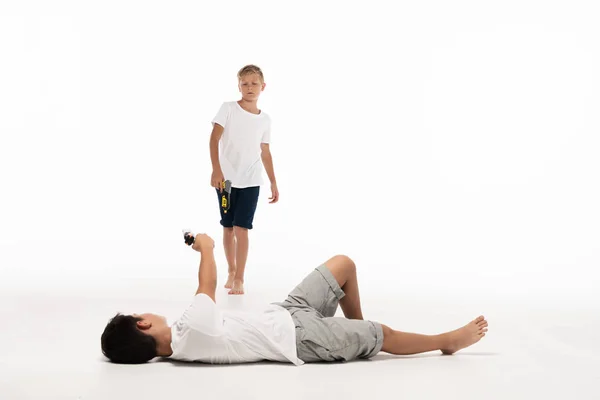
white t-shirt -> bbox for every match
[211,101,272,189]
[169,293,304,366]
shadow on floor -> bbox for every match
[143,351,500,367]
[370,351,500,361]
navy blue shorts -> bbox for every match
[216,186,260,229]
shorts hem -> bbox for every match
[366,321,384,358]
[233,223,253,230]
[315,264,346,301]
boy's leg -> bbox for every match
[276,263,345,318]
[230,226,248,294]
[229,186,260,295]
[276,254,364,318]
[223,227,236,288]
[275,255,362,323]
[322,255,364,320]
[296,315,489,363]
[380,316,489,355]
[216,188,236,288]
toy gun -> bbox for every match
[182,229,195,246]
[220,180,232,214]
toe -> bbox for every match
[228,287,244,295]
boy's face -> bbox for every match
[238,73,265,101]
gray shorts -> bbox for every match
[274,264,384,363]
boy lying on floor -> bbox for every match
[101,233,488,365]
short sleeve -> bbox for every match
[211,102,230,128]
[178,293,224,336]
[261,118,271,144]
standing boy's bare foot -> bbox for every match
[228,279,244,295]
[224,274,236,289]
[441,316,489,355]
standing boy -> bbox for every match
[209,65,278,295]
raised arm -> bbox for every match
[191,234,217,302]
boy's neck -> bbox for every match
[237,99,260,114]
[155,326,174,357]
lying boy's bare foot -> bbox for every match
[441,316,488,355]
[224,274,236,289]
[228,279,244,295]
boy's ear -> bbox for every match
[136,320,152,330]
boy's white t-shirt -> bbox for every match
[212,101,271,189]
[169,293,304,366]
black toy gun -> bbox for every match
[182,229,195,246]
[220,180,232,214]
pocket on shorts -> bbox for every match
[295,314,341,362]
[297,329,335,362]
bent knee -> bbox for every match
[329,254,356,272]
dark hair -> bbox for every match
[101,313,158,364]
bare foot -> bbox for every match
[228,279,244,295]
[224,274,236,289]
[441,316,488,355]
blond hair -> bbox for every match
[237,64,264,82]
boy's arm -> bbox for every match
[191,234,217,302]
[261,143,279,203]
[210,124,225,188]
[260,143,276,184]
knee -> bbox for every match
[233,226,248,238]
[332,254,356,273]
[223,227,235,239]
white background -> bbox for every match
[1,0,598,302]
[1,1,599,398]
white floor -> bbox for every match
[1,286,599,400]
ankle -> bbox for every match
[437,333,452,350]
